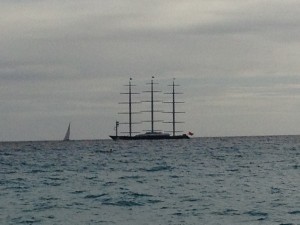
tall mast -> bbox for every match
[129,78,132,135]
[119,78,140,136]
[150,78,154,132]
[143,76,162,133]
[172,79,176,136]
[164,78,185,136]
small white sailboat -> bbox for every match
[63,123,71,141]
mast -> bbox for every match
[129,78,132,135]
[142,76,162,133]
[119,78,140,136]
[172,80,175,136]
[115,121,119,137]
[164,78,185,136]
[151,78,154,132]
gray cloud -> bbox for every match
[1,0,300,141]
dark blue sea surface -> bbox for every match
[0,136,299,224]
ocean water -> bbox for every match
[0,136,299,225]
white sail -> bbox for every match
[63,123,70,141]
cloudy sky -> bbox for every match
[1,0,300,141]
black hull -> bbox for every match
[109,134,189,140]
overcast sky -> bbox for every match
[1,0,300,141]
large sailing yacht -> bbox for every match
[109,77,190,140]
